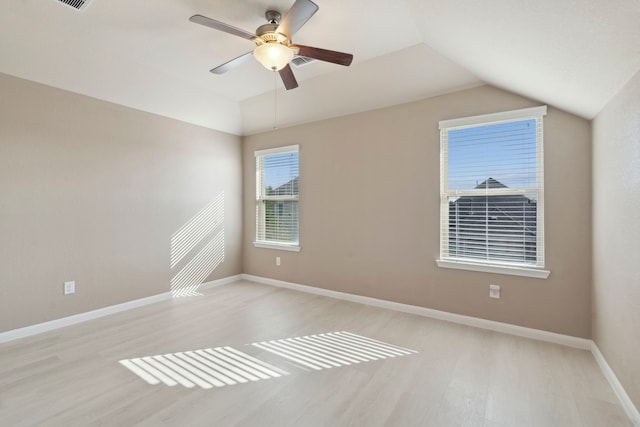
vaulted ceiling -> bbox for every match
[1,0,639,135]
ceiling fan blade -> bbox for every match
[276,0,319,39]
[190,14,256,41]
[210,51,254,74]
[294,45,353,66]
[279,64,299,90]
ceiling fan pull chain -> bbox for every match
[273,71,278,130]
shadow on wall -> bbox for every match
[170,192,225,298]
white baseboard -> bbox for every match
[241,274,591,350]
[0,274,240,344]
[0,292,171,344]
[200,274,242,291]
[591,342,640,426]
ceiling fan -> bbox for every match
[189,0,353,90]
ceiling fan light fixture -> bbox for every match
[254,42,294,71]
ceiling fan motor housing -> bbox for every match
[256,24,290,46]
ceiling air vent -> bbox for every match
[55,0,93,11]
[291,56,315,67]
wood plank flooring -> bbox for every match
[0,280,632,426]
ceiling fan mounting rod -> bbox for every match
[265,10,281,24]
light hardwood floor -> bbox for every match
[0,280,631,426]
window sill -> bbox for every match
[436,259,550,279]
[254,242,301,252]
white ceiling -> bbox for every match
[1,0,639,135]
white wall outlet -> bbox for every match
[276,257,281,266]
[489,284,500,299]
[64,280,76,295]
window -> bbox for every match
[254,145,300,251]
[437,106,549,278]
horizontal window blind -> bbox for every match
[255,145,299,246]
[439,107,546,268]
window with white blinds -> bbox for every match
[438,106,548,277]
[255,145,300,251]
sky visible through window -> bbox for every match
[264,151,299,189]
[447,119,537,191]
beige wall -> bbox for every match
[243,85,592,338]
[592,70,640,409]
[0,73,243,333]
[0,75,595,341]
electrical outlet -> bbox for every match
[489,284,500,299]
[64,280,76,295]
[276,257,281,266]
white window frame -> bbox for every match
[254,144,300,252]
[436,106,550,279]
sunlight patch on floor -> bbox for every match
[119,346,287,389]
[252,331,418,371]
[120,332,416,390]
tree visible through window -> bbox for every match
[439,107,546,269]
[255,145,299,249]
